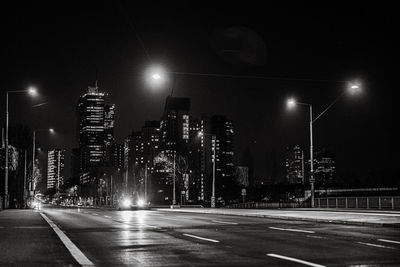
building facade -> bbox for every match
[47,149,65,191]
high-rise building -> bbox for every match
[285,145,305,184]
[77,83,115,173]
[47,149,65,191]
[314,150,336,185]
[200,114,235,202]
[160,96,191,158]
[77,83,106,170]
[142,120,161,172]
[124,131,143,192]
[111,143,124,170]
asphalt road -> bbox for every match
[32,206,400,267]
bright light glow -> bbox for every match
[28,86,38,97]
[122,198,132,208]
[152,73,161,80]
[145,65,168,88]
[136,199,145,207]
[286,98,297,109]
[49,128,55,133]
[348,81,362,95]
[197,131,203,137]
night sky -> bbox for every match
[1,1,399,184]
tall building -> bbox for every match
[314,150,336,185]
[111,143,124,170]
[47,149,65,191]
[104,104,115,164]
[160,96,191,158]
[77,83,106,170]
[124,131,143,192]
[77,82,115,173]
[142,120,161,172]
[285,145,305,184]
[200,114,235,203]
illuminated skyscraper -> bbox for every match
[47,149,65,191]
[77,83,115,173]
[285,145,305,184]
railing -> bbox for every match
[315,196,400,209]
[226,202,306,209]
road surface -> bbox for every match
[2,206,400,266]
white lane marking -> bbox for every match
[378,239,400,245]
[14,226,48,229]
[92,213,98,216]
[212,220,238,225]
[183,233,220,243]
[267,253,325,267]
[104,215,111,218]
[269,226,315,234]
[40,212,94,266]
[357,242,395,250]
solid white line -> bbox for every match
[183,233,220,243]
[378,239,400,245]
[357,241,395,249]
[14,226,48,229]
[269,226,315,234]
[40,213,94,266]
[267,253,325,267]
[212,220,238,225]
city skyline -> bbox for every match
[1,2,399,185]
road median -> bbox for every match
[155,208,400,228]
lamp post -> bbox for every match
[3,87,37,209]
[286,81,362,207]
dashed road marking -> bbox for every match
[104,215,111,218]
[269,226,315,234]
[40,212,94,266]
[92,213,98,216]
[267,253,325,267]
[212,220,238,225]
[357,241,395,250]
[378,239,400,245]
[183,233,220,243]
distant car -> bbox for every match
[117,197,150,210]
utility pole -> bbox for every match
[173,152,176,205]
[144,163,147,202]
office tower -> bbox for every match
[285,145,305,184]
[47,149,65,191]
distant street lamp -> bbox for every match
[3,86,38,209]
[198,131,217,208]
[286,81,362,208]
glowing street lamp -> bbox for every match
[286,80,362,208]
[3,86,38,209]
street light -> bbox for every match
[3,87,38,209]
[286,81,362,208]
[198,131,217,208]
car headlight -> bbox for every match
[136,199,145,207]
[122,198,132,208]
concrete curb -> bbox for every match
[155,209,400,228]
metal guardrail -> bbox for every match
[315,196,400,209]
[226,202,305,209]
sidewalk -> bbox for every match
[0,209,77,266]
[156,208,400,228]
